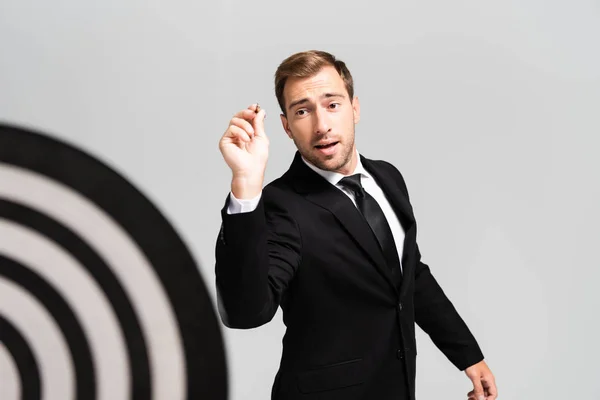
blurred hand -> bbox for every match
[465,360,497,400]
[218,103,269,199]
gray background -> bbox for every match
[1,0,599,398]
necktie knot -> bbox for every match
[339,174,365,198]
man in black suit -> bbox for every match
[215,50,497,400]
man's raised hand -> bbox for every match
[219,104,269,199]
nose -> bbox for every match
[313,106,331,135]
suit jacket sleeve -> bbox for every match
[215,187,301,329]
[413,246,484,370]
[390,162,485,370]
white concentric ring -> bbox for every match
[0,219,129,400]
[0,278,74,400]
[0,342,21,400]
[0,162,185,400]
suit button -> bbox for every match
[398,302,403,312]
[397,349,404,359]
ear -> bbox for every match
[280,113,293,139]
[352,96,361,124]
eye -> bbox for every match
[329,103,341,109]
[295,109,308,116]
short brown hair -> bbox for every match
[274,50,354,116]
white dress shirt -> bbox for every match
[226,149,405,271]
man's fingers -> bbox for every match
[470,376,485,400]
[482,375,498,399]
[233,104,262,119]
[226,125,251,143]
[230,117,255,137]
[252,108,267,138]
[231,104,267,138]
[234,108,255,119]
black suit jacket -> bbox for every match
[215,151,484,400]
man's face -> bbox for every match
[280,65,360,175]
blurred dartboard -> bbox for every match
[0,123,227,400]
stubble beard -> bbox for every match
[295,132,355,173]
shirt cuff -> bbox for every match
[226,191,262,214]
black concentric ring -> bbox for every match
[0,123,227,399]
[0,254,96,399]
[0,315,42,400]
[0,198,151,399]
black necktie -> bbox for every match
[339,174,402,277]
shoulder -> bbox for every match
[260,174,300,214]
[370,158,401,174]
[364,156,411,197]
[263,175,293,199]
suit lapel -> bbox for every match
[360,155,415,231]
[360,155,417,297]
[288,152,398,294]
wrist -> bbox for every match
[231,175,263,199]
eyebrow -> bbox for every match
[287,92,346,111]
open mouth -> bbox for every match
[314,142,339,149]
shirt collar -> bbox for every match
[301,148,372,186]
